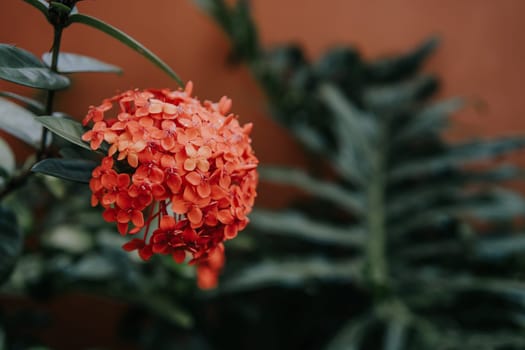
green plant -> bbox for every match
[197,1,525,349]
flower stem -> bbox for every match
[0,26,64,200]
[38,26,63,160]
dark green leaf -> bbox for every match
[318,83,376,183]
[475,234,525,260]
[0,206,22,285]
[49,1,72,15]
[68,14,184,86]
[0,138,15,178]
[37,116,90,150]
[22,0,49,17]
[0,91,45,114]
[366,37,439,82]
[324,315,375,350]
[221,257,362,292]
[69,253,117,280]
[31,158,96,183]
[260,166,365,215]
[363,75,437,111]
[388,166,525,217]
[0,97,45,147]
[389,137,525,183]
[193,0,231,33]
[250,209,365,247]
[391,189,525,236]
[42,52,122,74]
[393,98,463,145]
[0,44,70,90]
[384,317,408,350]
[141,295,194,328]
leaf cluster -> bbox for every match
[196,1,525,349]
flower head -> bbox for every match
[83,82,258,288]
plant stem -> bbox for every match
[366,126,389,294]
[38,26,63,160]
[0,26,64,201]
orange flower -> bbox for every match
[83,82,258,289]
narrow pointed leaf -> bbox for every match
[0,91,45,114]
[363,75,437,110]
[475,234,525,260]
[394,98,463,145]
[0,206,22,285]
[250,209,365,247]
[193,0,231,31]
[31,158,96,183]
[0,44,69,90]
[318,83,376,182]
[366,37,439,82]
[391,189,525,236]
[42,52,122,74]
[324,315,375,350]
[260,166,365,215]
[384,318,408,350]
[0,138,15,178]
[22,0,49,17]
[389,137,525,183]
[68,14,183,86]
[221,257,362,292]
[0,97,45,147]
[319,83,376,150]
[388,166,525,218]
[37,116,90,150]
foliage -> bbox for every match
[196,1,525,349]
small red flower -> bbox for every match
[83,82,258,289]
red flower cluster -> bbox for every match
[82,82,258,289]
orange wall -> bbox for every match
[1,0,525,204]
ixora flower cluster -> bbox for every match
[82,82,258,289]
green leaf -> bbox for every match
[366,37,439,82]
[388,166,525,218]
[389,137,525,183]
[260,166,365,215]
[0,206,23,285]
[0,138,15,179]
[69,253,117,280]
[42,52,122,74]
[193,0,231,32]
[250,209,365,247]
[384,318,408,350]
[0,44,70,90]
[31,158,96,183]
[42,225,94,254]
[363,75,437,111]
[68,14,184,86]
[393,98,463,145]
[141,294,194,328]
[22,0,49,18]
[37,116,91,150]
[318,83,377,183]
[0,97,45,147]
[391,189,525,236]
[475,234,525,260]
[0,91,45,114]
[324,315,375,350]
[221,257,362,292]
[49,1,72,15]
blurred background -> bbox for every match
[0,0,525,349]
[2,0,525,178]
